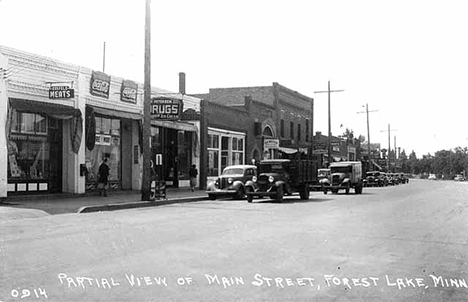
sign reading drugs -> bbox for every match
[150,98,182,120]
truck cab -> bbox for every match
[322,161,363,194]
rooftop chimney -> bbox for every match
[179,72,186,95]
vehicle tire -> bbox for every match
[331,189,338,194]
[275,185,284,202]
[299,185,309,200]
[355,184,362,194]
[247,194,253,203]
[208,194,216,200]
[233,187,245,200]
[345,184,350,194]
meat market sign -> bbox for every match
[49,86,74,99]
[150,98,182,120]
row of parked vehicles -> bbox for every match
[362,171,409,187]
[206,156,366,202]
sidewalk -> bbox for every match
[0,187,208,217]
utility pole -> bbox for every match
[102,41,106,73]
[314,81,344,167]
[141,0,152,201]
[381,124,397,172]
[357,103,378,172]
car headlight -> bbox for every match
[268,176,274,183]
[228,177,233,184]
[252,176,257,182]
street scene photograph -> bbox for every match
[1,0,468,301]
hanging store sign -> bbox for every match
[263,139,279,150]
[150,98,183,120]
[121,80,138,103]
[49,86,74,99]
[90,71,110,99]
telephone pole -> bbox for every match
[357,104,378,172]
[314,81,344,166]
[141,0,152,201]
[381,124,397,172]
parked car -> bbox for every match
[206,165,257,200]
[310,168,331,191]
[428,174,437,180]
[454,174,465,181]
[364,171,384,187]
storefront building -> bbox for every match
[195,82,314,188]
[0,46,201,197]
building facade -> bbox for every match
[0,46,201,198]
[195,82,314,188]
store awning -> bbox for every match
[91,105,142,120]
[10,98,81,117]
[151,120,197,132]
[278,147,298,154]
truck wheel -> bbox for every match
[275,186,284,202]
[331,189,338,194]
[247,194,253,203]
[208,194,216,200]
[299,185,309,200]
[345,184,350,194]
[233,187,245,200]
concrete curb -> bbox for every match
[77,196,208,213]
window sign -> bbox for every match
[90,71,111,99]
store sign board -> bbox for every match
[90,71,110,98]
[49,86,74,99]
[263,139,279,150]
[150,98,182,120]
[121,80,138,103]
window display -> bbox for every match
[85,116,121,190]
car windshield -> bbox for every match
[366,172,379,177]
[318,170,330,177]
[331,166,352,173]
[258,163,284,174]
[222,168,244,175]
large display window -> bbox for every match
[207,129,245,177]
[85,116,121,190]
[7,112,62,193]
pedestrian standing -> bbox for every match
[98,158,110,196]
[189,164,198,192]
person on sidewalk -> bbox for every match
[189,164,198,192]
[97,158,110,197]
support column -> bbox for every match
[0,55,8,198]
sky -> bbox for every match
[1,0,467,158]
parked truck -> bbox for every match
[245,158,318,202]
[322,161,363,194]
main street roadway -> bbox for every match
[1,179,467,301]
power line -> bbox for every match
[357,103,378,171]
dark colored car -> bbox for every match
[206,165,257,200]
[364,171,383,187]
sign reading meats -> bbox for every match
[90,71,110,98]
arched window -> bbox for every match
[262,126,273,137]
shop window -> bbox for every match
[297,124,301,142]
[85,117,121,190]
[221,136,229,172]
[7,112,52,181]
[305,119,309,142]
[290,122,294,139]
[280,119,285,138]
[208,150,219,176]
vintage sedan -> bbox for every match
[206,165,257,200]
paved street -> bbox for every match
[1,179,467,301]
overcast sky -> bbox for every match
[1,0,467,157]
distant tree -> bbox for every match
[398,149,408,173]
[408,150,418,174]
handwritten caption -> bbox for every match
[56,273,468,291]
[4,273,466,300]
